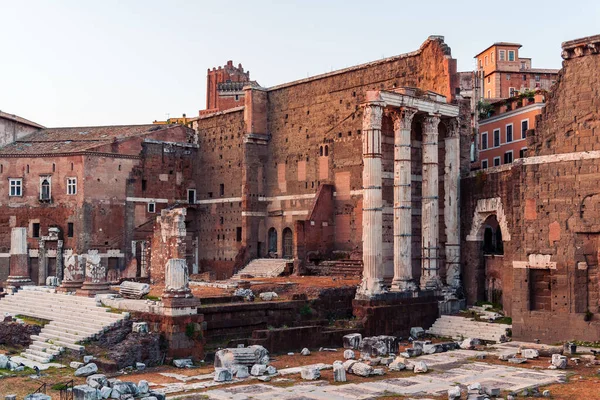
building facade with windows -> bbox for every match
[478,92,546,169]
[475,43,559,100]
[0,124,197,285]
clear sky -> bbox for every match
[1,0,598,127]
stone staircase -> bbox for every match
[308,260,363,277]
[426,315,511,343]
[232,258,290,279]
[0,287,127,363]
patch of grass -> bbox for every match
[494,316,512,325]
[143,295,161,301]
[15,314,49,327]
[299,304,313,317]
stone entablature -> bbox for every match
[561,34,600,59]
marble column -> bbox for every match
[420,114,442,290]
[162,258,200,315]
[357,101,386,298]
[56,240,64,281]
[38,239,47,285]
[444,119,461,289]
[76,250,110,297]
[6,227,34,292]
[391,108,418,292]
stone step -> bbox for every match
[31,335,84,352]
[0,308,117,332]
[38,331,83,345]
[1,296,122,318]
[46,322,100,337]
[20,351,52,364]
[31,340,63,352]
[0,303,122,326]
[41,327,93,342]
[29,344,62,356]
[14,292,100,307]
[429,323,509,332]
[25,348,56,361]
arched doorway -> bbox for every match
[482,214,504,306]
[268,228,277,255]
[282,228,293,259]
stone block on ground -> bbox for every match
[99,387,112,399]
[86,374,107,388]
[70,361,85,369]
[119,281,150,299]
[258,291,278,301]
[371,368,385,376]
[83,355,95,363]
[266,365,277,375]
[233,288,254,301]
[343,333,362,349]
[410,327,425,338]
[136,380,149,394]
[333,363,347,382]
[235,365,250,378]
[136,362,146,370]
[423,343,444,354]
[0,355,8,369]
[508,357,527,364]
[24,395,52,400]
[405,347,422,357]
[301,348,311,356]
[359,335,398,357]
[343,349,355,359]
[552,354,568,369]
[448,386,461,400]
[214,367,233,382]
[132,322,149,334]
[484,387,501,396]
[73,385,99,400]
[300,366,320,380]
[460,338,480,350]
[173,359,193,368]
[111,382,138,395]
[75,363,98,377]
[250,364,267,376]
[413,361,428,373]
[342,360,357,372]
[349,362,373,377]
[214,345,269,368]
[389,358,407,371]
[521,349,539,359]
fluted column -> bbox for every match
[445,119,461,289]
[391,108,418,292]
[420,114,442,290]
[357,101,386,298]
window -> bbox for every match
[508,50,515,61]
[506,74,511,80]
[487,90,491,98]
[208,192,213,198]
[235,94,239,101]
[487,76,491,84]
[493,157,501,167]
[484,55,488,65]
[187,189,196,204]
[148,202,156,213]
[521,62,526,70]
[219,216,224,225]
[141,179,147,191]
[509,87,517,97]
[491,52,494,63]
[523,74,527,81]
[40,177,51,201]
[481,132,488,150]
[236,227,242,242]
[493,129,501,147]
[519,148,527,158]
[479,59,483,68]
[67,222,74,238]
[506,124,513,143]
[521,119,529,139]
[9,178,22,196]
[535,75,540,82]
[481,159,488,169]
[504,151,513,164]
[219,183,225,196]
[499,50,505,61]
[67,178,77,195]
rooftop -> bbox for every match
[474,42,522,58]
[0,124,177,156]
[0,110,44,129]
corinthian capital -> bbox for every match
[422,114,441,133]
[392,107,418,132]
[363,102,384,130]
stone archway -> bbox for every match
[466,197,511,242]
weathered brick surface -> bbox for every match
[462,37,600,342]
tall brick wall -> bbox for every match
[462,35,600,342]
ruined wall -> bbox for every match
[462,35,600,342]
[0,118,39,148]
[148,208,187,284]
[195,109,246,277]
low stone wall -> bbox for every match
[249,325,359,353]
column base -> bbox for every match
[6,276,35,294]
[390,278,418,292]
[355,277,386,299]
[76,282,112,297]
[57,280,84,294]
[420,275,443,291]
